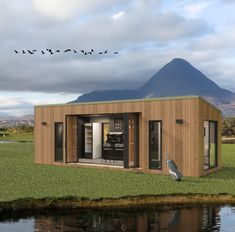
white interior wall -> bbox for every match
[92,122,102,159]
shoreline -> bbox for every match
[1,194,235,213]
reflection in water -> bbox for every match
[0,204,235,232]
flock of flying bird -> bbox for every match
[13,48,119,55]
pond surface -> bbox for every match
[0,204,235,232]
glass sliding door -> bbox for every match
[149,121,162,170]
[204,121,209,169]
[55,122,63,162]
[204,121,217,170]
[209,122,217,167]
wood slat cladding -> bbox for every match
[127,113,138,167]
[34,96,221,177]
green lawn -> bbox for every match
[0,132,34,142]
[0,143,235,202]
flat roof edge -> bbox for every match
[34,95,221,113]
[34,95,200,108]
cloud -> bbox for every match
[0,91,79,116]
[76,11,211,49]
[33,0,125,21]
[184,2,210,17]
[33,0,80,21]
[112,11,125,20]
[0,96,32,111]
[1,0,235,110]
[0,0,213,96]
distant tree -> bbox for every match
[222,118,235,136]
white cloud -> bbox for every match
[33,0,124,21]
[112,11,125,20]
[33,0,81,21]
[0,91,79,116]
[184,2,210,17]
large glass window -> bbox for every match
[55,122,63,162]
[204,121,217,170]
[149,121,162,170]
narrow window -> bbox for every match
[204,121,217,170]
[149,121,162,169]
[55,122,63,162]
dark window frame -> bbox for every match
[149,120,162,170]
[55,122,64,162]
[204,120,218,170]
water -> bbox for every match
[0,204,235,232]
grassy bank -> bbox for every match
[0,143,235,202]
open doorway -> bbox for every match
[65,113,139,168]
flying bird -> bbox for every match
[45,49,54,55]
[27,50,34,54]
[14,47,114,56]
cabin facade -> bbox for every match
[34,96,222,177]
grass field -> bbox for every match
[0,143,235,202]
[0,132,34,142]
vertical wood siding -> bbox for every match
[34,97,221,177]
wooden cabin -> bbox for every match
[34,96,221,177]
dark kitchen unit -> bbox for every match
[102,118,124,161]
[103,132,124,160]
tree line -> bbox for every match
[0,125,33,136]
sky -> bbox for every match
[1,0,235,117]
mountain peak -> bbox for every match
[140,58,232,101]
[73,58,235,116]
[170,58,195,68]
[171,57,188,63]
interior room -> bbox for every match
[67,114,126,166]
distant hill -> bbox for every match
[20,114,34,121]
[0,114,34,127]
[72,58,235,116]
[0,112,16,121]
